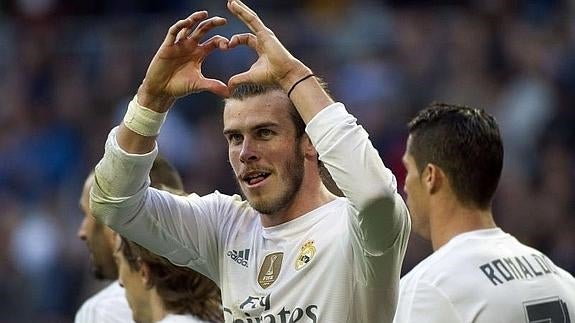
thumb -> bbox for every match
[200,78,230,98]
[228,71,254,92]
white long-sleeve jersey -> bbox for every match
[91,103,411,322]
[394,228,575,323]
[75,281,133,323]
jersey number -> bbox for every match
[524,297,571,323]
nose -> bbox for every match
[77,217,88,241]
[239,138,259,163]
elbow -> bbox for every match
[361,194,397,219]
[361,177,399,209]
[88,184,130,227]
[88,192,114,226]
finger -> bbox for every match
[163,11,208,46]
[228,33,258,50]
[228,0,258,17]
[200,78,230,98]
[228,70,255,91]
[201,35,230,52]
[227,0,266,34]
[175,27,188,43]
[189,16,227,43]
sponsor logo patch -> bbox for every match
[224,293,319,322]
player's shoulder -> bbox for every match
[75,282,132,323]
[400,249,449,287]
[210,190,254,212]
[206,190,262,235]
[402,229,512,285]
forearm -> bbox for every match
[91,127,222,278]
[116,85,176,154]
[91,127,157,223]
[116,123,156,154]
[307,104,397,209]
[279,67,333,125]
[308,104,410,251]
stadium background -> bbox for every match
[0,0,573,321]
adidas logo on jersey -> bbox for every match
[227,248,250,267]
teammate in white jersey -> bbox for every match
[89,0,411,322]
[394,102,575,323]
[76,157,187,322]
[114,235,223,322]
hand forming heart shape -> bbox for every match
[135,0,312,113]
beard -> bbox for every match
[236,145,305,216]
[89,247,118,280]
[91,264,107,280]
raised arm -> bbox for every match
[227,0,410,254]
[226,0,333,123]
[90,12,232,280]
[118,11,229,154]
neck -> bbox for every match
[150,289,168,323]
[261,179,336,227]
[429,196,497,251]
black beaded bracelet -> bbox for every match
[287,74,315,99]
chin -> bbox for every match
[242,189,265,206]
[247,198,268,214]
[92,268,106,280]
[412,225,431,241]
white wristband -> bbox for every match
[123,95,168,137]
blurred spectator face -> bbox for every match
[402,137,431,240]
[114,236,152,323]
[77,174,118,280]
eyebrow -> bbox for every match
[223,122,280,136]
[222,128,238,136]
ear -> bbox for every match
[139,262,153,290]
[105,228,119,250]
[422,163,444,195]
[301,134,318,160]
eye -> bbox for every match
[257,128,273,139]
[227,133,243,145]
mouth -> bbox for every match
[241,170,271,187]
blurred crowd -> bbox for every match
[0,0,574,321]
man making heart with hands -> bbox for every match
[90,1,410,322]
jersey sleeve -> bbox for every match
[394,279,461,323]
[305,103,410,252]
[90,127,229,283]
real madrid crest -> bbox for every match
[295,240,316,270]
